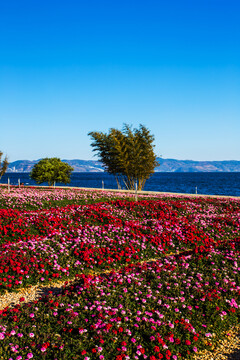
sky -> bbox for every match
[0,0,239,162]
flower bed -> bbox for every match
[0,246,239,359]
[0,196,239,293]
[0,188,239,359]
[0,188,132,211]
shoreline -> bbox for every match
[1,183,239,199]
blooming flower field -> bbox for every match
[0,187,239,359]
[0,187,132,211]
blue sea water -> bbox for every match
[1,172,240,197]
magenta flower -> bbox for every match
[205,333,212,337]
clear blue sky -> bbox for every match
[0,0,239,162]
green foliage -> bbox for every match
[88,124,159,190]
[0,151,9,179]
[30,158,74,186]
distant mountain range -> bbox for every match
[6,158,240,173]
[7,159,104,173]
[156,159,240,172]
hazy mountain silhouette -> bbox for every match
[6,158,240,173]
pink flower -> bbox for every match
[29,313,34,318]
[205,333,212,337]
[230,298,238,308]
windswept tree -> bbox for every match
[0,151,9,180]
[30,158,74,186]
[88,124,159,190]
